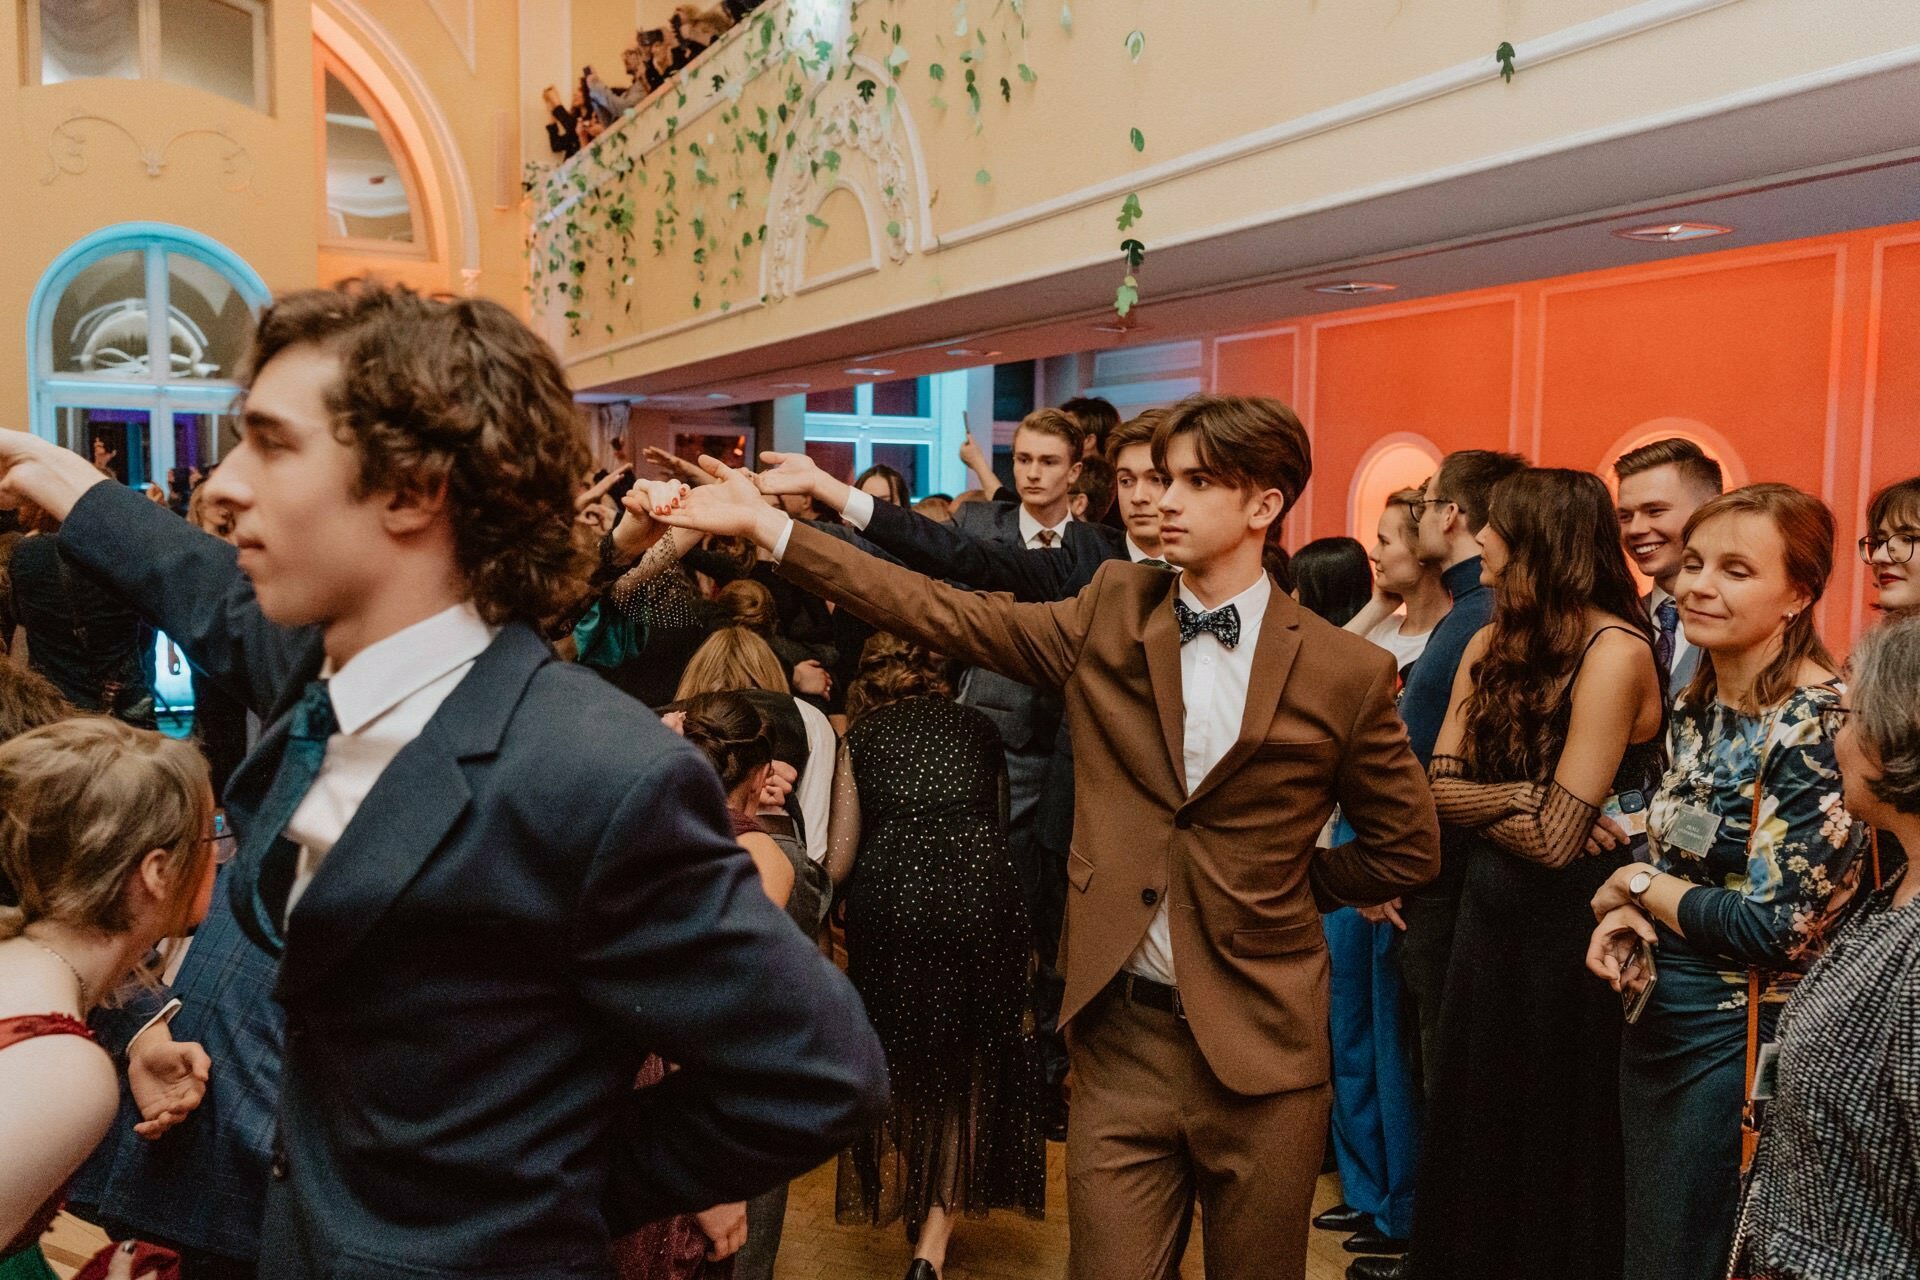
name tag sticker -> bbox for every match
[1666,803,1722,857]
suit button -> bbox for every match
[1141,888,1160,906]
[1173,813,1193,830]
[271,1155,288,1181]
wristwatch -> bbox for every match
[1628,869,1660,902]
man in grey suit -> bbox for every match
[1613,437,1725,703]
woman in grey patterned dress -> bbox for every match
[1728,613,1920,1278]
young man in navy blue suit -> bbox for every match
[0,282,886,1280]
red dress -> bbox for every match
[2,1014,104,1260]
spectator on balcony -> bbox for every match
[542,85,581,159]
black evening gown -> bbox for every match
[835,696,1046,1240]
[1409,734,1664,1280]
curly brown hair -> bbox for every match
[1460,468,1653,781]
[845,632,953,723]
[242,280,592,626]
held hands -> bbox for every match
[1585,904,1656,991]
[646,456,783,544]
[127,1025,212,1139]
[791,658,833,699]
[641,445,713,487]
[693,1201,747,1261]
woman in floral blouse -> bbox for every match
[1585,485,1867,1280]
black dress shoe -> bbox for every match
[1342,1225,1410,1255]
[1312,1203,1370,1233]
[1346,1253,1409,1280]
[904,1261,938,1280]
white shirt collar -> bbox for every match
[1125,536,1159,564]
[1017,505,1072,546]
[323,602,499,735]
[1177,572,1272,637]
[1647,583,1676,612]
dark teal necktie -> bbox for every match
[235,679,338,953]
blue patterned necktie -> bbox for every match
[236,680,339,950]
[1175,599,1242,648]
[1654,598,1679,678]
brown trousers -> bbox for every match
[1065,988,1330,1280]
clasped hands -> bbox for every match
[621,450,840,545]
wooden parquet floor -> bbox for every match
[44,1153,1358,1279]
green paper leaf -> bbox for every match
[692,292,702,309]
[886,44,910,73]
[1130,126,1145,152]
[1125,29,1145,61]
[887,219,902,239]
[976,167,992,185]
[1060,3,1072,32]
[931,95,948,110]
[930,62,946,81]
[823,149,841,171]
[806,213,828,229]
[1116,192,1143,230]
[1018,62,1036,83]
[857,77,877,102]
[1495,41,1517,82]
[1121,238,1146,270]
[1000,76,1012,102]
[1114,276,1139,318]
[953,1,969,37]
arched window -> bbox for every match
[317,46,425,252]
[1348,434,1445,547]
[29,223,268,487]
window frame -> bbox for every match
[314,45,433,259]
[23,0,271,114]
[29,222,269,479]
[802,373,969,500]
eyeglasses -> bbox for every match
[1818,705,1857,739]
[1407,495,1456,524]
[204,812,237,866]
[1857,532,1918,565]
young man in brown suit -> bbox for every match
[645,394,1441,1280]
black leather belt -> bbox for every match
[1106,972,1186,1020]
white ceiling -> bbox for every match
[580,53,1920,406]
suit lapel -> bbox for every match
[275,624,552,1000]
[1187,590,1302,807]
[1143,588,1188,796]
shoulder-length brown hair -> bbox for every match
[674,626,790,701]
[242,280,591,627]
[1680,484,1838,711]
[1460,468,1653,781]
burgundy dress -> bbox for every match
[2,1014,105,1260]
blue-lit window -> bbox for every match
[803,373,969,500]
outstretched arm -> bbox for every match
[0,430,316,715]
[644,458,1098,689]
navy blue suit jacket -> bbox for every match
[60,484,888,1280]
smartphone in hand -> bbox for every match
[1620,935,1659,1024]
[1602,789,1649,838]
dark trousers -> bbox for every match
[1397,842,1466,1101]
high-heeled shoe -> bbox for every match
[903,1260,939,1280]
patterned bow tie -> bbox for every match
[1175,599,1241,648]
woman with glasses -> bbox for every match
[1860,477,1920,617]
[1585,485,1866,1280]
[1726,613,1920,1278]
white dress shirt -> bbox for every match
[794,699,837,865]
[1125,536,1158,564]
[1123,572,1273,987]
[284,603,499,915]
[1017,505,1072,549]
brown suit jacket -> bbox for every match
[780,522,1439,1095]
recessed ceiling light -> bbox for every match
[1613,221,1733,243]
[844,366,895,377]
[1309,281,1397,296]
[945,348,1001,358]
[767,381,811,390]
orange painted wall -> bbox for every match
[1210,222,1920,649]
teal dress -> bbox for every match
[1620,683,1868,1280]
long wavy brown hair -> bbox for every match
[845,632,952,724]
[1460,468,1653,781]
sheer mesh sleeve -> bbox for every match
[1480,782,1603,868]
[610,532,701,628]
[1427,755,1540,828]
[825,738,861,886]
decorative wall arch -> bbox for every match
[761,54,933,303]
[1347,432,1445,546]
[1597,417,1750,494]
[312,1,476,284]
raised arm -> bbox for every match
[0,432,316,715]
[1313,649,1442,907]
[648,459,1099,690]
